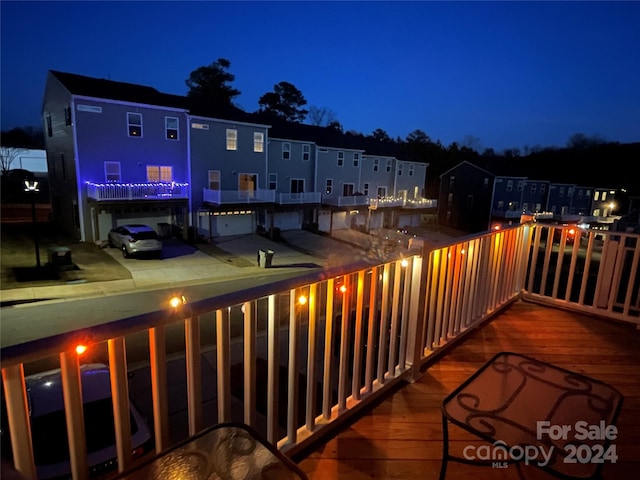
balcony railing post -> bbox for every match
[107,337,133,473]
[407,249,428,382]
[1,364,36,480]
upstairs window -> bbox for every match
[105,162,121,182]
[282,142,291,160]
[302,144,310,161]
[147,165,173,182]
[208,170,221,190]
[127,112,142,137]
[353,153,360,167]
[254,132,264,152]
[398,163,403,176]
[506,180,513,192]
[226,129,237,150]
[540,184,546,195]
[337,151,344,166]
[363,182,369,196]
[530,184,537,195]
[46,114,52,137]
[386,159,392,172]
[373,158,379,172]
[409,165,414,176]
[64,106,72,126]
[325,179,333,194]
[165,117,179,140]
[268,173,277,190]
[449,176,455,189]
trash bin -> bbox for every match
[48,246,72,267]
[258,249,274,268]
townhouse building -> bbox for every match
[42,70,431,244]
[42,71,190,243]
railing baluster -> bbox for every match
[377,264,391,383]
[305,284,318,430]
[338,275,351,412]
[60,349,88,480]
[184,315,201,435]
[108,337,132,473]
[149,325,170,452]
[388,262,402,375]
[267,294,280,444]
[243,301,257,427]
[216,308,231,423]
[1,364,36,480]
[352,270,365,400]
[287,289,299,444]
[322,279,334,420]
[365,266,378,391]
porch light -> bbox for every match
[169,295,187,308]
[401,258,409,268]
[75,344,87,355]
[298,295,308,305]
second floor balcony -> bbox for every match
[277,192,322,205]
[86,181,189,201]
[203,187,276,205]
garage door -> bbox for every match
[211,212,254,237]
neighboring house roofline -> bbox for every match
[72,95,189,113]
[188,114,271,129]
[439,160,496,178]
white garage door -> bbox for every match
[211,212,254,237]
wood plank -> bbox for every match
[297,300,640,480]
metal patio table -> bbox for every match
[440,352,623,480]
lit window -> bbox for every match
[337,151,344,166]
[165,117,179,140]
[208,170,220,190]
[226,129,237,150]
[254,132,264,152]
[105,162,121,182]
[147,165,173,182]
[127,112,142,137]
[302,144,310,161]
[282,142,291,160]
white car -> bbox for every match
[108,224,162,258]
[2,364,154,479]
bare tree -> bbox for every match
[307,106,338,127]
[0,146,27,176]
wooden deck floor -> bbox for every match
[296,300,640,480]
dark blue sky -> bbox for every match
[2,1,639,152]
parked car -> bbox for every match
[108,224,162,258]
[1,363,153,479]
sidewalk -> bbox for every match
[0,230,369,305]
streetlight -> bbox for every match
[24,179,41,268]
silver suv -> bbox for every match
[108,224,162,258]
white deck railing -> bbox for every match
[203,188,276,205]
[86,182,189,201]
[277,192,322,204]
[2,224,638,479]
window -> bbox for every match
[226,129,237,150]
[282,142,291,160]
[337,151,344,166]
[518,181,524,191]
[398,163,403,176]
[147,165,173,182]
[291,179,304,194]
[208,170,221,190]
[466,195,474,209]
[530,184,537,194]
[386,159,392,172]
[377,186,386,198]
[127,112,142,137]
[449,176,455,189]
[484,178,489,188]
[302,144,310,161]
[325,179,333,194]
[363,183,369,196]
[46,114,52,137]
[601,191,608,201]
[373,158,379,172]
[105,162,121,182]
[268,173,277,190]
[353,152,360,167]
[448,193,453,207]
[342,183,355,196]
[254,132,264,152]
[64,106,71,126]
[409,165,414,176]
[165,117,179,140]
[506,180,513,192]
[540,184,546,195]
[568,187,574,197]
[559,187,565,198]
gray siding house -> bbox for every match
[42,71,190,243]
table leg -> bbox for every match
[439,414,449,480]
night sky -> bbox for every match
[2,1,639,152]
